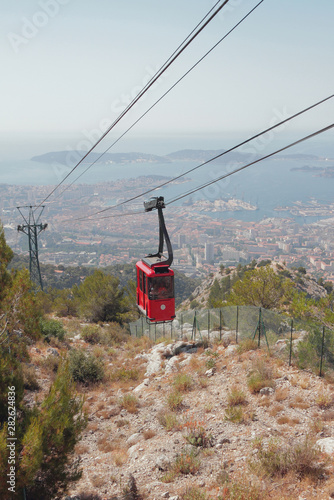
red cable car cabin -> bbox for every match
[136,261,175,322]
[136,196,175,323]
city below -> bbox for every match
[2,178,334,284]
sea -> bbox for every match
[1,137,334,225]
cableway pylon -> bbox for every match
[17,205,48,290]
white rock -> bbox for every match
[165,356,180,375]
[133,378,150,393]
[259,387,275,396]
[126,432,142,447]
[316,437,334,455]
[225,345,237,356]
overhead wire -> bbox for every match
[35,0,233,209]
[62,93,334,222]
[167,123,334,205]
[68,123,334,222]
[52,0,265,204]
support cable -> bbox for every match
[52,0,265,203]
[67,123,334,222]
[167,123,334,205]
[64,93,334,222]
[35,0,232,209]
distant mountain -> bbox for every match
[165,149,250,162]
[31,149,325,167]
[277,153,320,160]
[31,150,171,165]
[31,148,253,166]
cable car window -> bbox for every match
[143,272,146,294]
[148,276,174,300]
[139,270,143,291]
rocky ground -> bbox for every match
[27,326,334,500]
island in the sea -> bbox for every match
[31,149,329,167]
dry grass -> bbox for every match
[173,373,194,392]
[157,410,180,431]
[258,396,271,407]
[75,443,90,454]
[322,410,334,421]
[115,418,130,428]
[224,405,245,423]
[113,448,128,466]
[277,415,300,426]
[308,418,325,435]
[124,335,154,355]
[198,377,209,388]
[289,395,310,410]
[299,377,311,390]
[274,386,289,402]
[87,422,98,432]
[143,429,156,440]
[269,404,284,417]
[237,338,259,353]
[118,394,139,414]
[162,448,201,482]
[22,363,40,391]
[97,436,116,453]
[250,436,327,480]
[167,390,184,411]
[90,475,106,488]
[227,386,247,406]
[316,392,333,409]
[247,357,275,394]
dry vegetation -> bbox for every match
[23,320,334,500]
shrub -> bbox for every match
[69,349,104,384]
[104,322,129,345]
[219,477,264,500]
[224,406,244,424]
[81,325,102,344]
[22,363,39,391]
[118,394,139,414]
[250,436,326,479]
[183,417,212,447]
[173,373,193,392]
[247,358,274,394]
[162,448,200,482]
[316,392,333,409]
[39,318,65,342]
[227,386,247,406]
[236,338,258,353]
[109,367,140,382]
[167,390,183,411]
[172,448,201,474]
[122,473,143,500]
[180,486,207,500]
[20,361,87,499]
[157,411,179,431]
[297,327,334,374]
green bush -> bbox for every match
[0,360,86,499]
[297,327,334,374]
[40,318,65,342]
[173,373,193,392]
[69,349,104,384]
[81,325,102,344]
[109,367,140,382]
[250,436,326,480]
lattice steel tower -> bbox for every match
[17,206,48,290]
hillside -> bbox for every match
[25,324,334,500]
[179,262,328,312]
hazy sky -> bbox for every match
[2,0,334,158]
